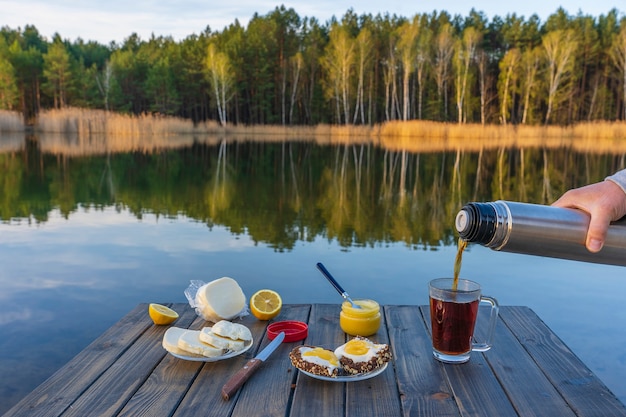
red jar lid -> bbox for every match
[267,321,308,342]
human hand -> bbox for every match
[552,180,626,252]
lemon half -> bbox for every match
[250,289,282,320]
[148,303,179,325]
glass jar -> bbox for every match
[339,299,381,336]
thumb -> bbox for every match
[585,212,611,253]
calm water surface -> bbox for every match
[1,134,625,413]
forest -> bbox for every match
[1,6,626,127]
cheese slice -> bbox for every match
[211,320,252,342]
[162,327,200,356]
[199,327,245,351]
[195,277,246,321]
[177,330,225,357]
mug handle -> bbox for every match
[471,296,499,352]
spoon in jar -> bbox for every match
[316,262,362,309]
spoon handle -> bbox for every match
[316,262,346,294]
[316,262,361,308]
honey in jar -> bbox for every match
[339,299,381,336]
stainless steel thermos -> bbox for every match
[455,201,626,267]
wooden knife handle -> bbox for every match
[221,358,263,400]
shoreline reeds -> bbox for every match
[0,110,25,133]
[1,108,626,155]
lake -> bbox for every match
[1,133,625,413]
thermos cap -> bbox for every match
[455,202,499,244]
[455,210,469,233]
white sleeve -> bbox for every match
[605,169,626,194]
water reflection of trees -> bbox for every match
[0,136,624,250]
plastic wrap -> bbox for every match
[185,279,249,322]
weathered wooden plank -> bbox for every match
[499,306,626,417]
[170,306,274,417]
[289,304,347,417]
[384,305,460,417]
[346,304,402,417]
[3,303,154,417]
[116,303,207,417]
[230,304,311,417]
[418,305,519,417]
[472,305,577,416]
[170,304,310,417]
[59,304,201,416]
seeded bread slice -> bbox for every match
[289,345,339,378]
[338,344,392,375]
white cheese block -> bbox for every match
[195,277,246,321]
[177,330,225,357]
[199,327,245,351]
[211,320,252,342]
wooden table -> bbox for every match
[5,303,626,417]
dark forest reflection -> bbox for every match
[1,134,624,250]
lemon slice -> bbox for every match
[149,303,179,325]
[250,289,282,320]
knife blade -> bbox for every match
[221,331,286,400]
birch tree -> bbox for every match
[288,51,303,124]
[383,33,400,121]
[476,50,488,124]
[396,17,419,120]
[206,43,234,125]
[415,24,432,120]
[542,29,578,124]
[321,23,355,124]
[498,48,520,125]
[454,26,481,123]
[353,28,372,124]
[520,47,541,124]
[96,60,112,111]
[434,24,455,121]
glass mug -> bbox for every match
[428,278,499,364]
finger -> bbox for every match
[585,211,611,253]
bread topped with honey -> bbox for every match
[334,336,391,375]
[290,337,391,377]
[289,345,340,378]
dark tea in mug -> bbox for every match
[428,278,498,363]
[430,298,479,355]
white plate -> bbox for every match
[167,338,253,362]
[297,362,388,382]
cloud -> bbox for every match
[0,207,257,302]
[4,0,623,45]
[0,307,34,325]
[3,0,280,43]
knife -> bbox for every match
[221,331,286,400]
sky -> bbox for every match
[3,0,625,45]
